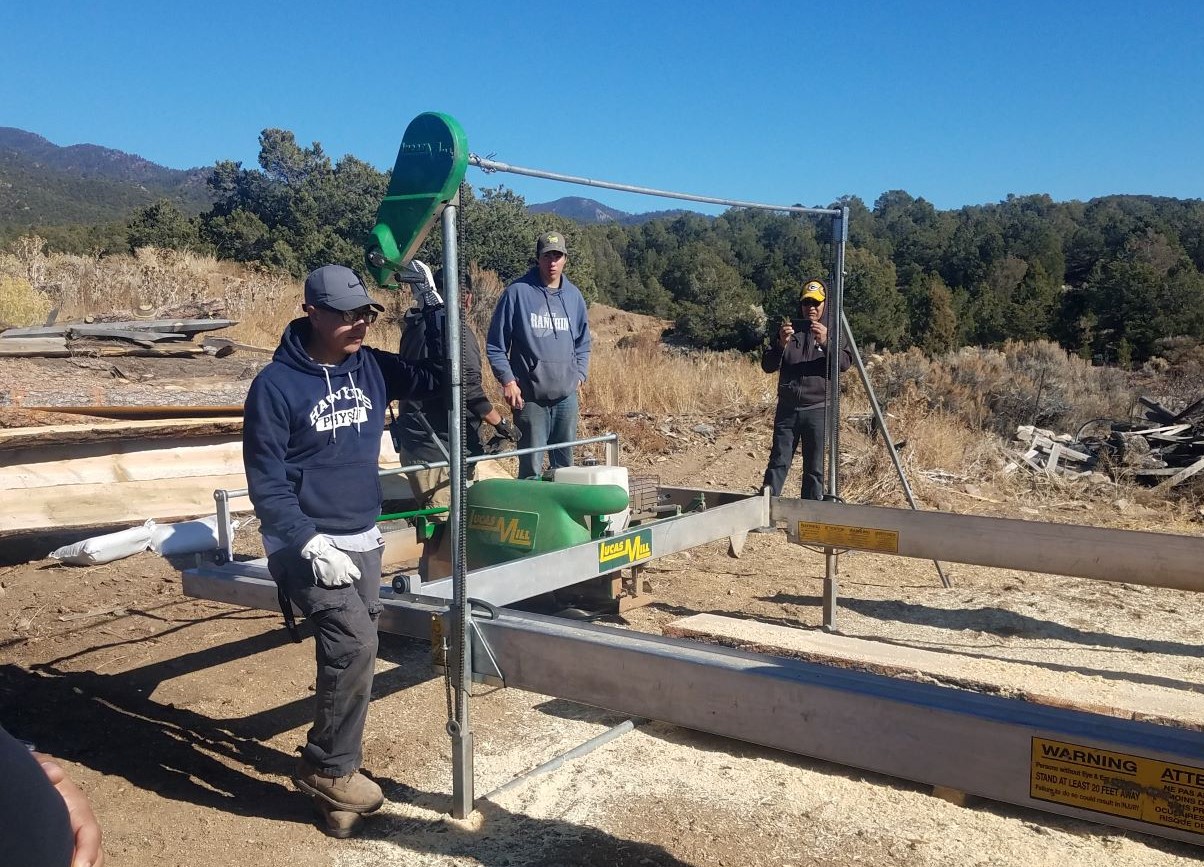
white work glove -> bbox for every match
[300,535,360,588]
[398,259,443,309]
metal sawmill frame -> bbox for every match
[185,483,1204,845]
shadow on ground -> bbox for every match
[1,614,704,865]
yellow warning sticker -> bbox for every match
[1030,737,1204,836]
[795,521,899,553]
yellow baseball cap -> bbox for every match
[800,279,827,303]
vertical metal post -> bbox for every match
[822,207,849,630]
[214,489,233,564]
[604,434,620,467]
[442,202,474,818]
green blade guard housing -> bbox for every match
[365,112,468,288]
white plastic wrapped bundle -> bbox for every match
[149,516,238,556]
[50,519,156,566]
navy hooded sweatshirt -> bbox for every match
[243,312,443,552]
[485,267,591,401]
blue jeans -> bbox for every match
[514,391,579,479]
[762,404,827,500]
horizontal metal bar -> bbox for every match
[181,564,444,639]
[216,433,621,498]
[470,155,842,216]
[773,499,1204,593]
[476,609,1204,846]
[377,433,620,479]
[418,492,767,605]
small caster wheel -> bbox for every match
[391,574,413,594]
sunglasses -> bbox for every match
[324,306,379,325]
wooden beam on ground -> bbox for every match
[0,418,244,451]
[0,473,251,534]
[65,327,192,344]
[0,337,68,356]
[0,342,206,358]
[1158,455,1204,489]
[0,439,245,489]
[24,405,244,420]
[1,318,238,338]
[663,614,1204,731]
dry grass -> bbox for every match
[867,341,1134,437]
[0,274,53,327]
[583,345,772,417]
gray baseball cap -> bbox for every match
[304,265,384,312]
[536,231,568,257]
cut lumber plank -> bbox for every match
[1044,443,1062,476]
[0,473,252,534]
[0,337,68,356]
[1157,455,1204,489]
[0,343,206,359]
[0,418,244,451]
[0,439,245,489]
[1,318,237,338]
[664,614,1204,730]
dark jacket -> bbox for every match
[243,312,443,550]
[761,312,851,410]
[485,267,591,401]
[393,307,491,455]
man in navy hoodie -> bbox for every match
[486,231,591,478]
[243,263,443,836]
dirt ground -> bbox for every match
[3,410,1204,867]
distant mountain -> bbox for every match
[0,127,212,231]
[528,195,701,226]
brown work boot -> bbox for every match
[312,798,366,839]
[293,760,384,814]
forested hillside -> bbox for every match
[8,127,1204,365]
[0,128,211,248]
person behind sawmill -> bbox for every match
[758,278,851,515]
[391,263,518,518]
[242,262,443,837]
[486,231,592,478]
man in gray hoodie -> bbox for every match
[486,231,591,478]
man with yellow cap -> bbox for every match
[758,278,851,508]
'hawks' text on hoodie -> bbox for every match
[243,313,443,552]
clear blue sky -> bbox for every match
[3,0,1202,216]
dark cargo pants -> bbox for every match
[762,404,827,501]
[268,545,383,777]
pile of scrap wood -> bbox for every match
[1008,394,1204,488]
